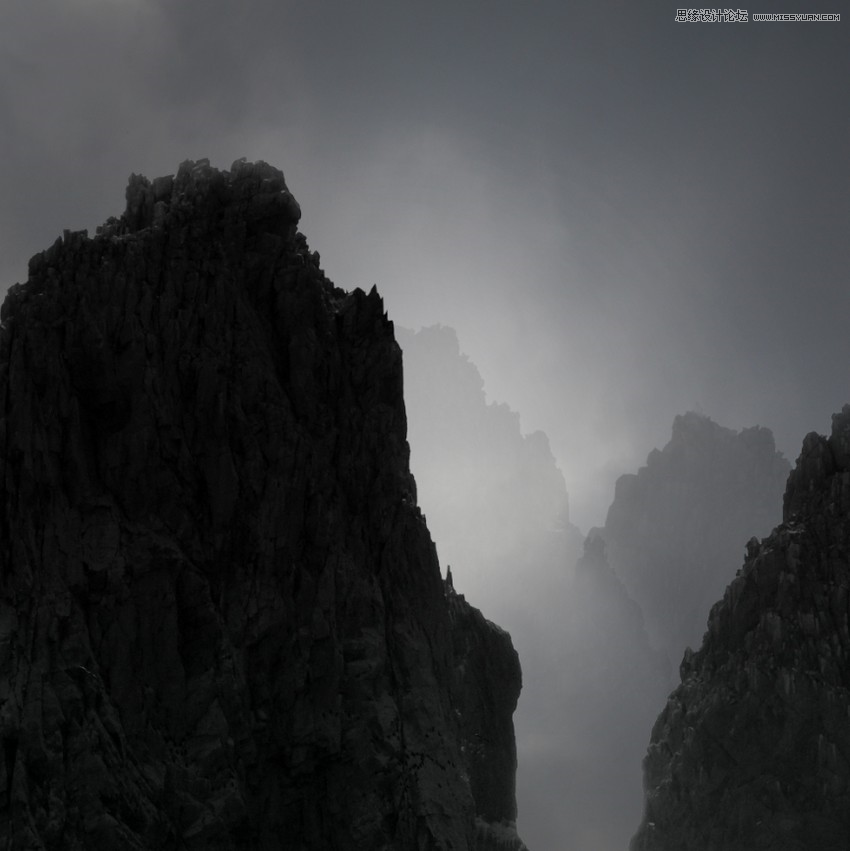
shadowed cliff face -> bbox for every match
[0,159,527,850]
[632,406,850,850]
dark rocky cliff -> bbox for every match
[632,406,850,850]
[0,159,527,850]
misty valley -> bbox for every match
[400,325,793,850]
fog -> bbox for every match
[2,1,847,848]
[398,326,789,849]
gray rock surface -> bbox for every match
[631,406,850,850]
[0,159,527,850]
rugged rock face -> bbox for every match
[0,159,527,850]
[602,411,790,668]
[446,584,524,851]
[631,406,850,850]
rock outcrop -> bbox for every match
[632,406,850,850]
[0,159,527,850]
[447,586,525,851]
[602,411,790,667]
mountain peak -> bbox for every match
[603,412,790,663]
[123,158,301,234]
[783,402,850,522]
[0,161,527,850]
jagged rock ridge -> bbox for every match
[0,159,527,850]
[632,406,850,850]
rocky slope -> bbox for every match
[602,411,789,668]
[0,159,527,850]
[632,406,850,850]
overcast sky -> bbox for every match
[3,0,847,530]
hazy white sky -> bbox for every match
[2,0,847,530]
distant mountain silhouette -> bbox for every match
[398,324,577,590]
[601,411,790,669]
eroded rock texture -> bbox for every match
[0,159,527,850]
[632,406,850,850]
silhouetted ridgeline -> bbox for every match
[0,159,527,850]
[632,406,850,850]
